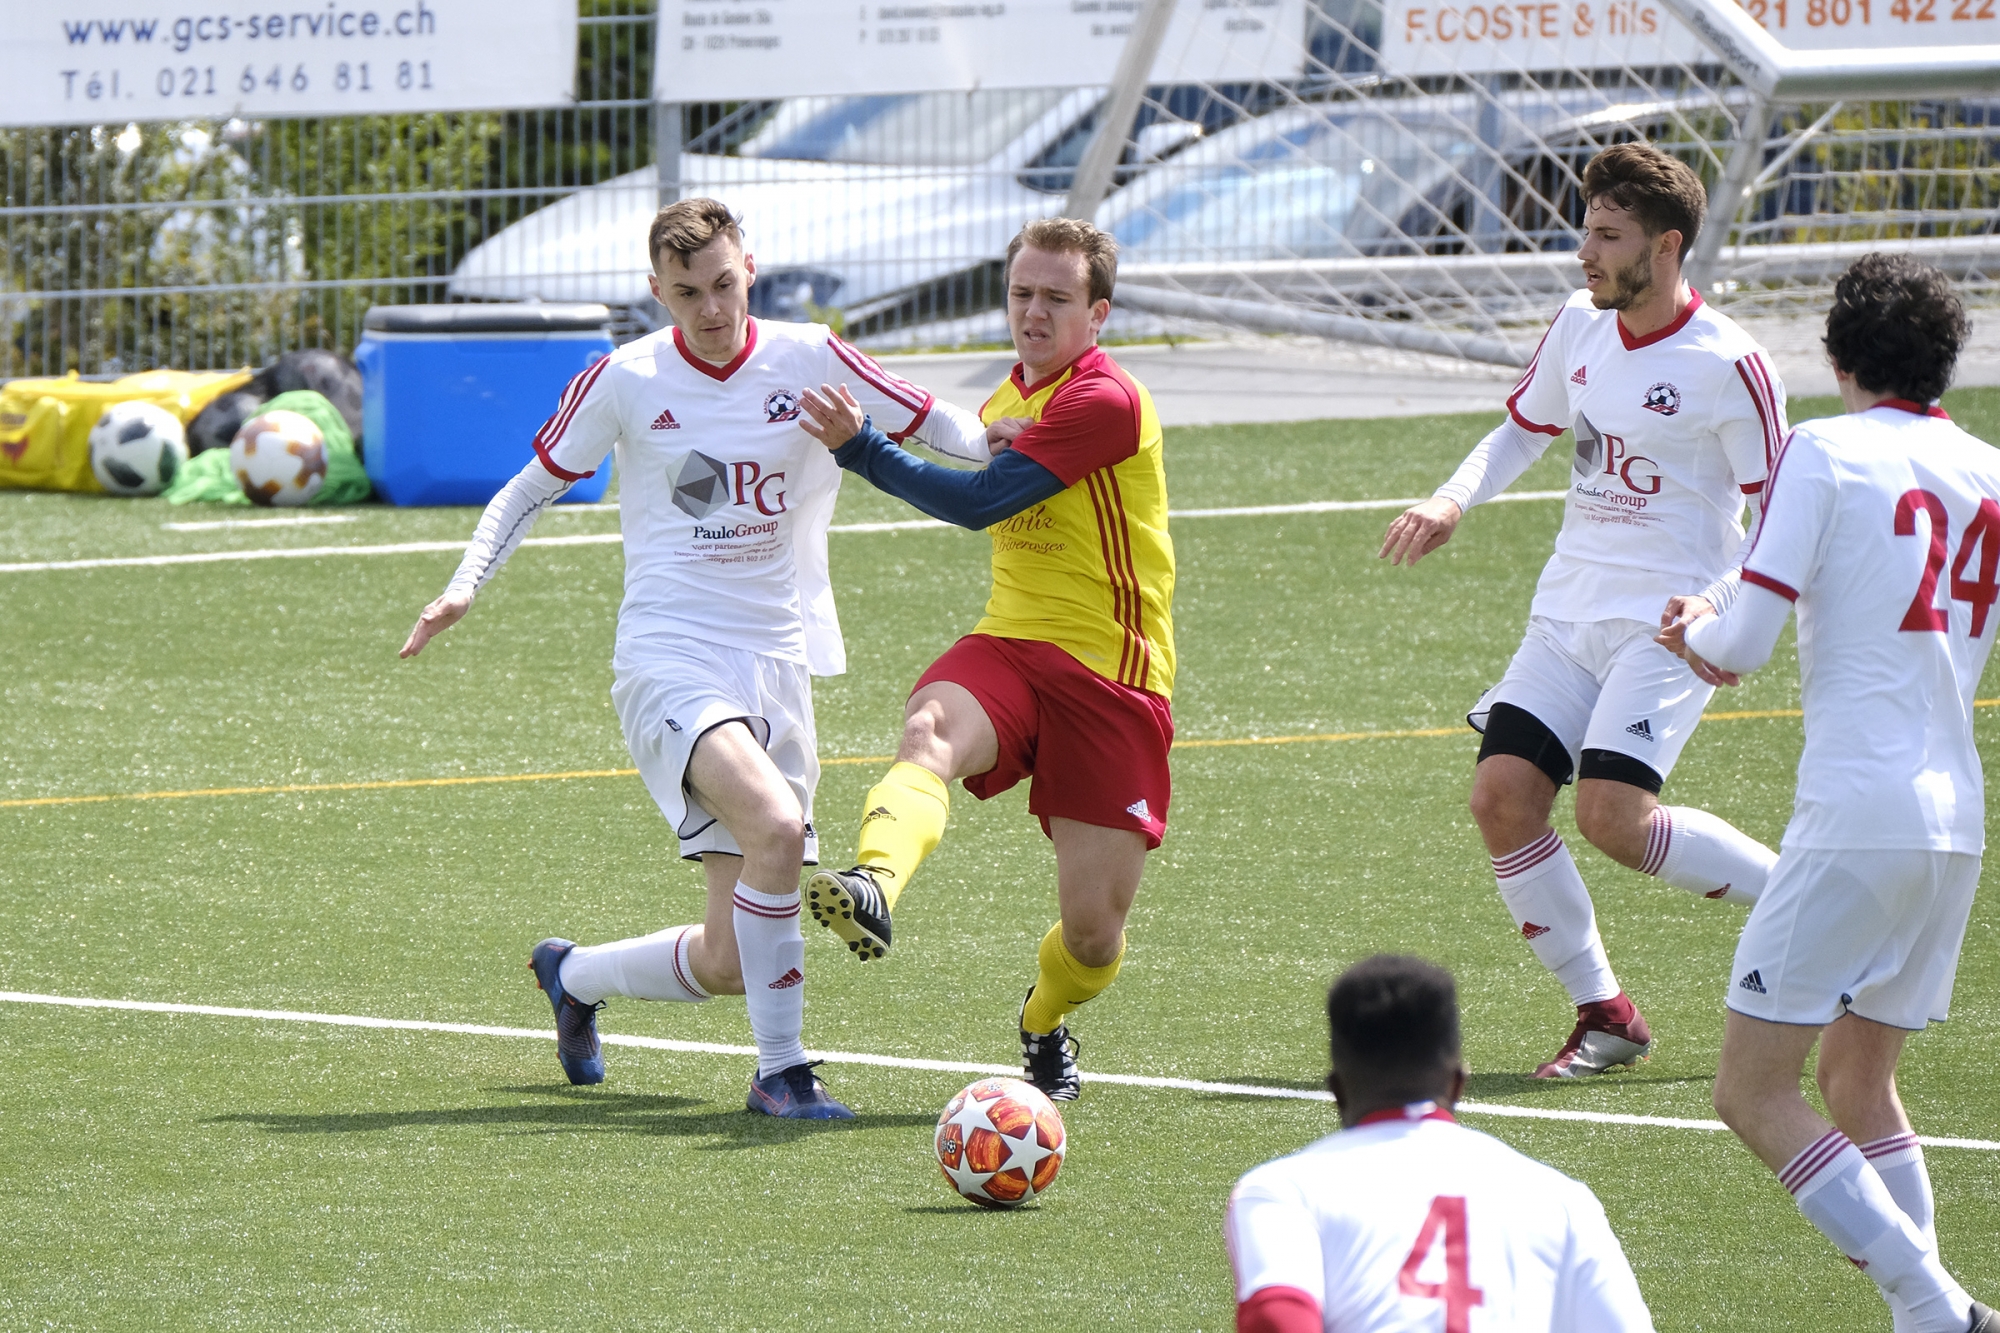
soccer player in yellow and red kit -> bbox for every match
[798,216,1174,1100]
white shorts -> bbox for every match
[1472,616,1715,784]
[610,635,820,865]
[1728,847,1981,1030]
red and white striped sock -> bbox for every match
[559,925,709,1005]
[1862,1132,1935,1333]
[1491,830,1618,1006]
[1783,1130,1970,1332]
[1639,806,1774,906]
[1861,1131,1935,1237]
[732,883,807,1079]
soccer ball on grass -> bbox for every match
[934,1077,1066,1208]
[88,401,188,496]
[231,409,327,506]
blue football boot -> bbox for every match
[746,1061,854,1120]
[528,937,606,1086]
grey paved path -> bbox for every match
[878,312,2000,427]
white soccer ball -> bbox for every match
[934,1077,1066,1209]
[231,409,326,507]
[88,400,188,496]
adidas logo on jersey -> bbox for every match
[1126,798,1152,821]
[1570,366,1588,385]
[1738,969,1767,994]
[1521,921,1551,939]
[768,967,804,990]
[1625,719,1654,741]
[651,408,681,430]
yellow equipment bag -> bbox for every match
[0,369,254,494]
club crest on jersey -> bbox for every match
[763,390,802,423]
[1642,382,1682,416]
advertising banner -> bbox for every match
[656,0,1310,100]
[1382,0,1992,74]
[3,0,576,126]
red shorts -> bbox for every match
[914,634,1174,848]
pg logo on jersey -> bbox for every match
[763,390,802,423]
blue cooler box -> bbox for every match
[356,303,615,506]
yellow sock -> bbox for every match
[854,761,949,911]
[1021,922,1124,1035]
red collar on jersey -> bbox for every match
[1875,397,1951,419]
[1353,1101,1457,1127]
[673,318,759,382]
[1616,287,1703,351]
[1013,343,1106,398]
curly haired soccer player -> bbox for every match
[1662,256,1997,1333]
[1380,142,1788,1079]
[400,198,1001,1119]
[797,216,1173,1102]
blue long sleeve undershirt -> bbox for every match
[832,418,1066,531]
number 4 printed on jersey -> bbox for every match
[1399,1195,1485,1332]
[1896,489,2000,634]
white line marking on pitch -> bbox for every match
[0,491,1569,574]
[161,515,360,532]
[4,991,1993,1151]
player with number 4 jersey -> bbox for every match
[1665,256,1997,1333]
[1380,143,1787,1080]
[1227,956,1653,1332]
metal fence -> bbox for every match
[5,0,1998,378]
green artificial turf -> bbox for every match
[2,388,1997,1329]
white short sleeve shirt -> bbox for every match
[1226,1107,1654,1332]
[533,318,973,675]
[1508,290,1787,624]
[1741,403,2000,852]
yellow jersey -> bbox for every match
[975,345,1176,698]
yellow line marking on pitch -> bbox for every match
[9,701,1998,811]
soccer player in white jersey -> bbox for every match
[398,198,998,1119]
[1226,954,1654,1333]
[1660,256,1997,1333]
[1379,143,1788,1078]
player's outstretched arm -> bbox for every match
[1382,415,1552,566]
[1656,594,1738,687]
[801,384,1064,530]
[1379,496,1464,566]
[399,457,573,659]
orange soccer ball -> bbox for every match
[934,1077,1066,1209]
[231,409,326,507]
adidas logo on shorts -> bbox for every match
[1571,366,1588,385]
[1126,799,1151,821]
[1738,969,1767,994]
[1625,719,1654,741]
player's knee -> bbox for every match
[738,808,806,866]
[1710,1066,1749,1129]
[1573,795,1645,865]
[897,704,947,763]
[1062,920,1123,968]
[1468,775,1537,845]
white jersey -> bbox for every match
[1227,1106,1653,1333]
[1738,402,2000,853]
[535,318,985,675]
[1507,289,1786,624]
